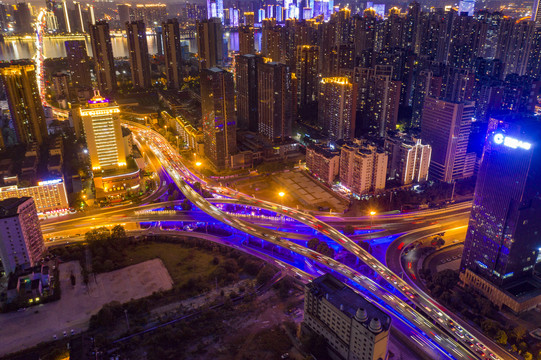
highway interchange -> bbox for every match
[41,121,515,360]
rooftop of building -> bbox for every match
[306,274,391,332]
[0,197,31,219]
[503,277,541,302]
[307,143,340,158]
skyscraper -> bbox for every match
[200,68,236,170]
[118,3,132,24]
[13,2,33,34]
[0,64,47,145]
[0,197,45,275]
[196,18,223,69]
[238,25,254,55]
[80,91,126,172]
[319,77,357,142]
[162,19,183,89]
[89,21,117,93]
[235,54,262,131]
[420,97,475,182]
[460,114,541,313]
[65,40,92,90]
[72,2,86,33]
[354,65,401,138]
[296,45,319,109]
[257,62,292,143]
[126,20,151,89]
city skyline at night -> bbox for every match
[0,0,540,359]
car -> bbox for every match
[281,353,290,359]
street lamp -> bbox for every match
[196,161,202,167]
[370,211,376,229]
[164,125,168,137]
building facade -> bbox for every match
[303,274,391,360]
[385,136,431,185]
[126,20,151,89]
[420,97,475,182]
[80,92,126,172]
[257,62,292,143]
[460,114,541,312]
[306,144,340,185]
[162,19,183,89]
[236,54,262,132]
[196,18,223,69]
[200,68,237,170]
[0,197,45,274]
[319,77,357,142]
[89,21,117,93]
[0,179,69,214]
[0,64,47,145]
[65,40,93,91]
[339,141,388,195]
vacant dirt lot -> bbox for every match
[0,259,172,357]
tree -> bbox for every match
[494,329,508,345]
[256,266,275,285]
[344,225,354,235]
[181,199,192,211]
[512,326,527,343]
[430,269,459,292]
[111,225,126,240]
[524,352,533,360]
[307,238,319,250]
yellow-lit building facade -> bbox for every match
[81,92,126,172]
[81,92,140,200]
[0,179,69,214]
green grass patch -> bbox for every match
[123,242,224,287]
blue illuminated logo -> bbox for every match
[493,133,531,150]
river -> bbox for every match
[0,31,262,61]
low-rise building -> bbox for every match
[0,178,69,214]
[306,144,340,185]
[302,274,391,360]
[339,140,388,195]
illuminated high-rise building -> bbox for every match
[296,45,319,108]
[0,64,47,145]
[319,77,357,142]
[238,25,254,55]
[89,21,117,93]
[0,197,45,275]
[460,114,541,313]
[126,20,151,89]
[134,4,166,26]
[420,97,475,182]
[257,62,292,143]
[200,68,237,170]
[244,12,255,26]
[162,19,183,89]
[196,18,223,69]
[235,54,263,131]
[65,40,92,90]
[80,91,126,172]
